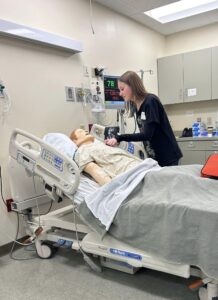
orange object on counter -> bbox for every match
[201,154,218,179]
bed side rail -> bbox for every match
[9,129,80,196]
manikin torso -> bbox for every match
[71,129,141,185]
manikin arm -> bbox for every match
[84,162,112,186]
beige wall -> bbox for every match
[165,23,218,55]
[0,0,165,246]
[163,23,218,131]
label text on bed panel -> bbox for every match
[109,248,142,260]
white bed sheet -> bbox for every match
[73,174,99,204]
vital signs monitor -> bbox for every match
[104,75,125,109]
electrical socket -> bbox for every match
[65,86,75,102]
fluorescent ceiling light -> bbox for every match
[144,0,218,23]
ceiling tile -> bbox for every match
[94,0,139,15]
[121,0,179,13]
[94,0,218,35]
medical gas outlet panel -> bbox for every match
[65,66,104,104]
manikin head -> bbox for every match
[70,128,94,147]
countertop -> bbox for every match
[176,136,218,141]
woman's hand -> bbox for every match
[105,138,118,147]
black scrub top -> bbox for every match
[116,94,182,167]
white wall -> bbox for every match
[163,23,218,131]
[0,0,165,246]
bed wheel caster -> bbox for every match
[35,240,57,259]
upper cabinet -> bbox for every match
[212,47,218,100]
[157,54,183,105]
[157,47,214,105]
[183,48,211,103]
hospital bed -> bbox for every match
[8,128,218,300]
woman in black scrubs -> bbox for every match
[105,71,182,167]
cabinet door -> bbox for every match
[212,47,218,100]
[180,151,205,165]
[157,54,183,105]
[183,48,211,102]
[205,150,218,161]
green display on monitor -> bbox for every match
[105,79,116,88]
[104,75,124,109]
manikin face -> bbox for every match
[73,129,88,140]
[118,81,133,102]
[71,128,94,146]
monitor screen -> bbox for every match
[104,75,125,109]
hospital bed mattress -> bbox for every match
[74,174,99,204]
[78,165,218,279]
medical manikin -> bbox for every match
[71,129,142,186]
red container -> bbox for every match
[201,154,218,179]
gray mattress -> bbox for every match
[78,165,218,279]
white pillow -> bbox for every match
[43,133,77,159]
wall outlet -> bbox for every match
[65,86,75,102]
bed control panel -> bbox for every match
[17,151,35,172]
[41,148,63,172]
[127,142,134,154]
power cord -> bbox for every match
[9,212,37,261]
[0,165,37,260]
[72,199,102,273]
[89,0,95,34]
[0,165,7,207]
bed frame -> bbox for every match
[8,128,218,300]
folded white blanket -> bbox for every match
[84,158,161,230]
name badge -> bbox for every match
[141,112,146,120]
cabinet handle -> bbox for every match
[184,88,188,98]
[188,141,194,148]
